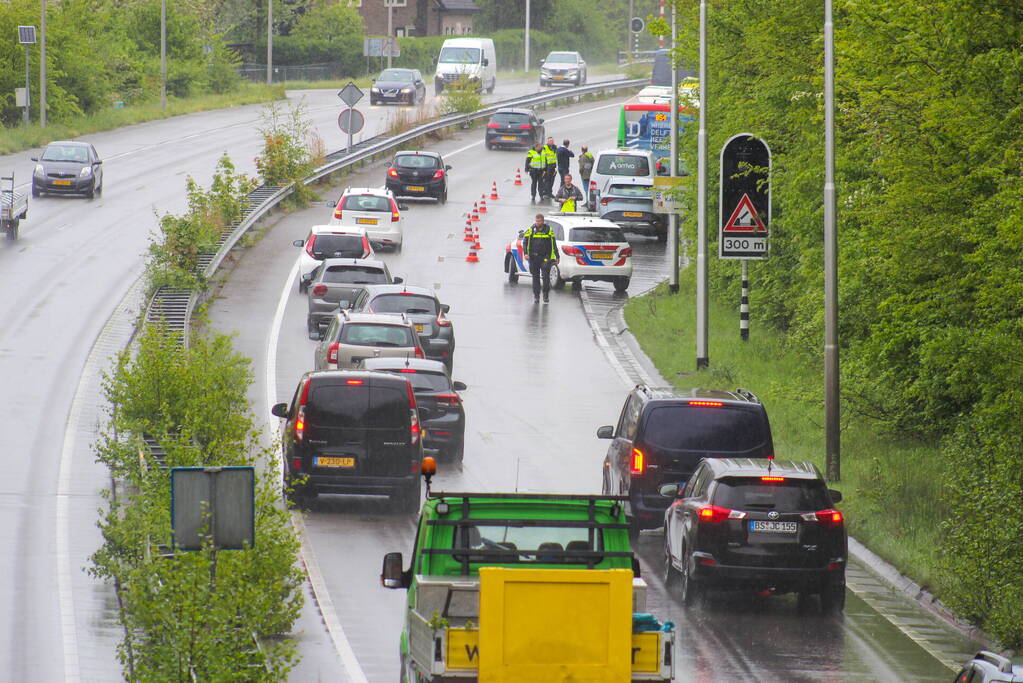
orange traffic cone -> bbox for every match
[463,218,474,241]
[479,194,488,213]
[471,203,480,222]
[514,169,523,186]
[490,181,500,200]
[473,223,483,249]
[465,241,479,263]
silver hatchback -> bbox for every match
[314,311,425,370]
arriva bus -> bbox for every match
[616,79,698,173]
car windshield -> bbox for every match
[609,184,653,198]
[395,155,439,169]
[492,113,530,125]
[42,144,89,163]
[340,323,415,347]
[322,266,388,284]
[378,69,414,82]
[439,47,481,64]
[569,227,626,243]
[713,478,831,513]
[545,53,578,64]
[368,294,438,315]
[454,524,604,564]
[643,405,769,451]
[596,155,650,176]
[342,195,391,212]
[311,234,365,257]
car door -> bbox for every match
[673,466,711,559]
[609,393,641,494]
[89,144,102,186]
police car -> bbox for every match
[503,213,633,292]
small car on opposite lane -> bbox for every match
[294,225,374,292]
[350,284,456,371]
[385,151,450,204]
[504,213,633,293]
[305,258,401,338]
[31,141,103,198]
[539,51,587,87]
[329,187,405,251]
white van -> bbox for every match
[434,38,496,95]
[587,148,658,208]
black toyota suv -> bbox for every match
[597,386,773,533]
[272,370,423,512]
[662,458,847,610]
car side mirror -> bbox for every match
[381,552,407,589]
[392,276,404,284]
[539,59,545,66]
[293,239,304,247]
[658,483,680,499]
[271,402,289,418]
[441,303,450,314]
[453,381,467,391]
[538,118,545,124]
[596,425,614,439]
[94,160,103,166]
[482,58,489,67]
[445,164,452,171]
[829,489,843,504]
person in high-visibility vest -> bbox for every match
[525,142,547,202]
[541,137,558,200]
[521,213,559,303]
[554,174,584,212]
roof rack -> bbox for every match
[975,651,1014,674]
[734,387,760,403]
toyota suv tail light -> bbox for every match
[630,448,644,475]
[697,505,747,523]
[801,509,844,526]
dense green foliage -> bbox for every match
[660,0,1023,646]
[91,326,303,679]
[0,0,241,127]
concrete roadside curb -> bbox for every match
[579,279,1000,660]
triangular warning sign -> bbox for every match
[724,193,767,233]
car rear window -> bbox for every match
[491,112,530,125]
[395,155,439,169]
[384,370,450,393]
[368,294,438,315]
[596,154,650,176]
[609,184,653,198]
[323,266,388,284]
[341,195,391,212]
[311,234,365,258]
[641,405,769,451]
[712,478,831,513]
[306,384,409,428]
[454,524,604,565]
[340,323,415,347]
[569,227,626,243]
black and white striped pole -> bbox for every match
[740,261,749,341]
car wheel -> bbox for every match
[486,142,494,151]
[601,469,610,495]
[820,582,846,613]
[86,185,95,199]
[449,441,464,464]
[664,538,680,586]
[439,188,447,205]
[96,181,103,196]
[394,242,403,253]
[628,517,641,544]
[613,277,630,293]
[571,279,582,292]
[678,545,700,606]
[550,264,565,290]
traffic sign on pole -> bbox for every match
[338,81,364,107]
[719,133,771,259]
[630,17,645,33]
[338,107,365,154]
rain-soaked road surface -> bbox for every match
[206,96,982,681]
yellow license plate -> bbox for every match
[316,456,355,468]
[592,252,613,260]
[415,324,424,332]
[356,217,378,225]
[553,76,565,80]
[501,136,517,141]
[53,180,72,186]
[406,185,425,192]
[623,211,643,217]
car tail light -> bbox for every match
[436,312,452,327]
[327,342,339,366]
[346,379,363,385]
[761,476,785,482]
[414,346,425,359]
[400,368,417,373]
[487,122,500,128]
[561,245,582,256]
[305,234,317,257]
[697,505,746,523]
[333,204,343,219]
[802,509,844,526]
[362,236,371,254]
[410,460,420,473]
[294,405,306,441]
[600,197,611,206]
[312,284,328,296]
[292,456,302,471]
[432,169,445,180]
[687,400,724,407]
[519,124,533,129]
[435,393,461,407]
[388,168,399,178]
[619,247,632,258]
[390,199,401,222]
[407,381,420,444]
[629,448,644,475]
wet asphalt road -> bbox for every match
[207,96,982,682]
[0,75,588,680]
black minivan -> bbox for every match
[597,386,773,532]
[272,370,423,511]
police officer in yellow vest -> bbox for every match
[525,142,547,202]
[540,137,558,200]
[522,213,559,303]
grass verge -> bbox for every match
[0,84,286,155]
[624,278,943,591]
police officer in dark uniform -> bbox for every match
[521,213,559,303]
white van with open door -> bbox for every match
[434,38,496,95]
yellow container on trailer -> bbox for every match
[478,567,634,683]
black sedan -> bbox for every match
[385,151,449,203]
[32,141,103,198]
[370,68,427,106]
[361,357,467,463]
[485,108,545,150]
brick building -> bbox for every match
[351,0,480,38]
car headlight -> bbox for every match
[371,87,380,92]
[34,163,43,174]
[400,88,412,93]
[80,166,92,177]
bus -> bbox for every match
[616,80,698,172]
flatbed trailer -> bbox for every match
[1,174,28,240]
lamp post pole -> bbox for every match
[823,0,840,481]
[524,0,531,72]
[695,0,709,369]
[266,0,273,86]
[40,0,46,126]
[667,3,679,293]
[160,0,167,108]
[386,4,393,69]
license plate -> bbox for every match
[591,252,612,260]
[623,211,643,218]
[553,76,565,80]
[406,185,425,192]
[501,136,517,141]
[415,324,424,333]
[53,180,72,186]
[356,217,378,225]
[316,456,355,468]
[750,520,798,533]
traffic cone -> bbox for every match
[471,203,480,222]
[514,169,523,186]
[463,218,474,241]
[465,241,479,263]
[472,223,483,249]
[490,181,500,200]
[479,194,488,213]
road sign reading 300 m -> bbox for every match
[719,134,771,259]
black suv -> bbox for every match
[385,151,450,204]
[955,652,1023,683]
[597,386,773,532]
[272,370,423,511]
[662,458,847,610]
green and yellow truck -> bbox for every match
[380,492,676,683]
